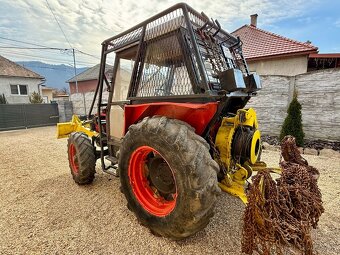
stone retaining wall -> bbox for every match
[247,68,340,141]
[69,91,109,116]
[57,101,73,122]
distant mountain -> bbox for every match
[16,61,89,91]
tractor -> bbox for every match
[57,3,276,239]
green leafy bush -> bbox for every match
[280,91,304,146]
[29,91,43,104]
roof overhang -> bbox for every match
[41,87,54,91]
[309,53,340,58]
[0,74,44,80]
[246,50,318,62]
[67,78,98,84]
[54,94,69,97]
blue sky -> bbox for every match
[0,0,339,66]
[262,1,340,53]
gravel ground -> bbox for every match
[0,126,339,255]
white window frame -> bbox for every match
[10,84,29,96]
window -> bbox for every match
[133,31,195,97]
[10,85,28,95]
[10,85,18,94]
[221,45,236,69]
[19,85,27,95]
[112,58,134,102]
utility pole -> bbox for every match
[72,48,78,93]
[72,48,86,115]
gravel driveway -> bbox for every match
[0,126,339,255]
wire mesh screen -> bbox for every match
[195,34,235,90]
[127,8,199,98]
[187,9,247,90]
[135,31,194,97]
[145,9,186,40]
[107,27,143,52]
[104,4,249,97]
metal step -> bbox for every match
[103,164,119,177]
[105,155,118,164]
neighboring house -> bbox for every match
[53,93,69,102]
[67,64,113,94]
[41,86,54,103]
[0,55,44,103]
[232,15,318,76]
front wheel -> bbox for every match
[67,132,96,184]
[119,116,220,239]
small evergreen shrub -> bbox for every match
[280,90,304,146]
[29,91,44,104]
[0,93,7,104]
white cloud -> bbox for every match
[0,0,320,65]
[335,18,340,28]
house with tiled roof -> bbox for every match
[0,55,45,103]
[67,64,113,94]
[232,15,320,76]
[40,86,55,103]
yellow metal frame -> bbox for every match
[56,115,98,139]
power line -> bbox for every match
[0,48,73,62]
[0,36,54,48]
[1,52,74,65]
[0,51,97,66]
[0,36,100,61]
[44,0,79,92]
[0,44,98,65]
[18,65,70,70]
[0,46,67,50]
[45,0,72,48]
[76,49,101,60]
[0,49,94,63]
[17,63,87,71]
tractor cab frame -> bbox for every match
[89,3,261,172]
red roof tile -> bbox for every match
[232,25,318,60]
[0,55,43,79]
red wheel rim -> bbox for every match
[69,143,79,174]
[128,146,177,217]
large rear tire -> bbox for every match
[119,116,220,239]
[67,132,96,184]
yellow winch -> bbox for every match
[215,108,265,203]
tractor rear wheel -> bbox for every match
[67,132,96,184]
[119,116,220,239]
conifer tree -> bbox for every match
[280,90,304,146]
[29,91,44,104]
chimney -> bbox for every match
[250,14,258,27]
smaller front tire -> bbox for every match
[67,132,96,184]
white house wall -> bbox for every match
[0,76,42,104]
[248,55,308,76]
